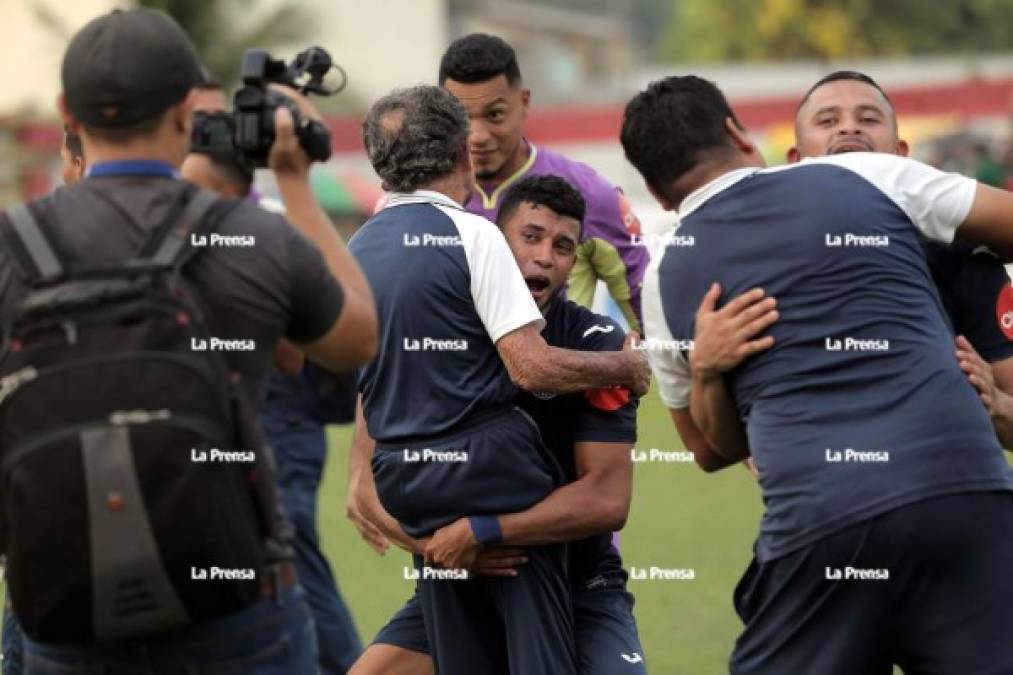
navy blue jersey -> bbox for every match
[516,299,639,586]
[923,238,1013,363]
[348,191,543,442]
[647,153,1012,562]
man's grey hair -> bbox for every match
[362,85,470,193]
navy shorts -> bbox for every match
[374,577,646,674]
[372,406,561,537]
[731,490,1013,675]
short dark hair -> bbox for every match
[362,85,470,193]
[63,125,83,160]
[438,33,521,86]
[797,70,893,113]
[496,175,586,237]
[621,76,741,203]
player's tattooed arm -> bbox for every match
[957,337,1013,449]
[496,323,651,395]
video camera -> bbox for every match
[191,46,346,170]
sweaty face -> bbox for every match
[501,201,580,311]
[794,80,902,158]
[443,75,527,182]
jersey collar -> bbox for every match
[473,139,539,211]
[86,159,178,179]
[385,190,464,211]
[678,167,759,219]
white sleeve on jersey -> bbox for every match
[642,248,692,409]
[441,205,545,343]
[804,152,977,244]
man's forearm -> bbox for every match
[690,372,750,462]
[498,474,627,546]
[516,344,638,394]
[991,389,1013,449]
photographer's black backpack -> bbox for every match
[0,188,275,643]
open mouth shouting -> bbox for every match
[524,274,552,303]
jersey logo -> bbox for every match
[585,386,631,411]
[583,324,615,338]
[532,391,557,400]
[996,284,1013,340]
[621,652,644,664]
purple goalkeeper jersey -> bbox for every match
[464,141,649,331]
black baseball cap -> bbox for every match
[62,8,202,128]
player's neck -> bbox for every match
[672,153,760,211]
[419,171,472,207]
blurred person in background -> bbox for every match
[182,72,366,673]
[439,33,649,333]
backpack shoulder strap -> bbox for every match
[1,203,64,283]
[146,189,219,269]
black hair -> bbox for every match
[81,112,166,145]
[496,175,586,237]
[797,70,893,112]
[621,75,741,203]
[438,33,521,86]
[63,124,83,160]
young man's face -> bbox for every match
[443,75,529,182]
[500,201,580,311]
[790,80,907,161]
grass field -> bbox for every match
[320,388,765,674]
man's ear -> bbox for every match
[520,87,530,120]
[647,183,675,212]
[786,146,802,164]
[724,117,756,154]
[57,93,81,134]
[173,89,198,133]
[896,139,910,157]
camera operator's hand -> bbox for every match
[266,84,325,178]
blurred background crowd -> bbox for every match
[2,0,1011,236]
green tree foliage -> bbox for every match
[136,0,311,85]
[657,0,1013,62]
